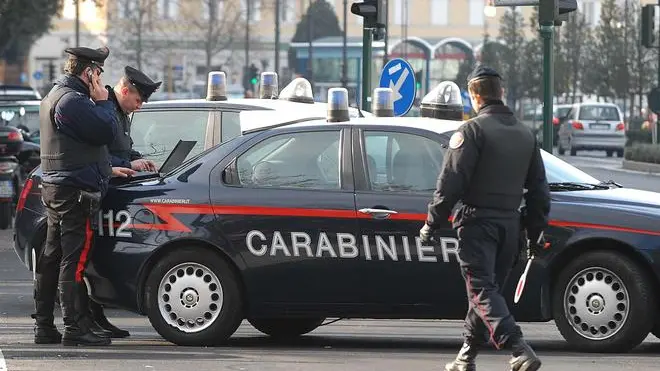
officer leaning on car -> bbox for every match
[32,46,136,346]
[419,65,551,371]
[106,66,161,172]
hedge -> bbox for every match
[624,143,660,165]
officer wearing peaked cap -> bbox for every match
[33,46,136,347]
[419,65,550,371]
[106,66,161,172]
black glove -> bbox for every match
[419,223,434,244]
[528,230,548,256]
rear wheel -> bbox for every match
[616,149,624,158]
[145,246,244,346]
[552,251,656,352]
[606,150,613,157]
[248,318,325,339]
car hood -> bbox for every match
[552,187,660,216]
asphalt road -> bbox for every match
[0,153,658,370]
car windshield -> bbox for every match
[578,105,620,121]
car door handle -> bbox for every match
[358,208,398,219]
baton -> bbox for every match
[513,231,544,304]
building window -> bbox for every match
[202,0,225,20]
[431,0,448,25]
[469,0,485,26]
[241,0,261,22]
[158,0,179,19]
[280,0,295,23]
[394,0,411,26]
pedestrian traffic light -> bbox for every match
[350,0,386,29]
[249,64,259,86]
[642,5,656,49]
[414,70,422,91]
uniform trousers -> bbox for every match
[455,208,524,350]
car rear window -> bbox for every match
[578,105,620,121]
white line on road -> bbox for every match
[0,347,7,371]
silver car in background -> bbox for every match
[557,102,625,157]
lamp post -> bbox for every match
[307,0,314,87]
[342,0,348,89]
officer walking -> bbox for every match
[33,46,135,346]
[76,66,162,339]
[106,66,161,171]
[419,65,550,371]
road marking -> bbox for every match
[0,347,7,371]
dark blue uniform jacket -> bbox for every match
[42,75,118,194]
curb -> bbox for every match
[622,159,660,174]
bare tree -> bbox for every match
[175,0,244,76]
[107,0,161,71]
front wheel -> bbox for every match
[145,246,244,346]
[248,318,325,339]
[552,251,656,352]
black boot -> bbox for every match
[59,281,111,346]
[508,337,541,371]
[445,341,479,371]
[76,283,112,338]
[90,300,130,338]
[32,275,62,344]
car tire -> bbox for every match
[558,142,566,155]
[145,246,244,346]
[606,150,613,157]
[248,318,325,339]
[616,149,624,158]
[552,251,656,353]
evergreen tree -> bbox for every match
[291,0,343,43]
[592,0,626,100]
[497,7,526,110]
[624,0,655,116]
[561,10,590,102]
[521,7,542,102]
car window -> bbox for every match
[540,150,601,184]
[363,131,445,192]
[131,110,211,167]
[235,130,341,190]
[0,106,39,132]
[578,105,620,121]
[221,111,241,143]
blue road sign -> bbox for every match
[33,71,43,81]
[462,90,472,113]
[379,58,416,116]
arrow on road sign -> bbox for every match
[389,67,409,102]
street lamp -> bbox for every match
[484,0,497,17]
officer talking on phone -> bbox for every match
[419,65,550,371]
[32,46,135,347]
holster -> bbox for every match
[78,190,102,217]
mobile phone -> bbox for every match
[86,69,93,80]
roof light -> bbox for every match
[420,81,464,121]
[279,77,314,104]
[327,87,350,123]
[372,87,394,117]
[206,71,227,101]
[258,72,279,99]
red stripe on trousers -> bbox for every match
[466,272,502,350]
[75,218,93,283]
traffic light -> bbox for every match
[243,64,260,92]
[539,0,578,23]
[642,5,656,49]
[48,61,55,81]
[350,0,386,29]
[414,70,422,92]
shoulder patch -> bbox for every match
[449,132,464,149]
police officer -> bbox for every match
[76,66,161,339]
[33,46,135,346]
[419,65,550,371]
[106,66,161,171]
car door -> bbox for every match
[352,127,464,317]
[210,127,365,314]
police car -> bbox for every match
[13,82,660,354]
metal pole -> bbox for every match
[540,22,554,152]
[623,0,628,118]
[342,0,348,89]
[657,0,660,90]
[362,27,372,111]
[275,0,280,76]
[245,0,250,72]
[383,0,389,64]
[307,0,314,87]
[75,0,80,47]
